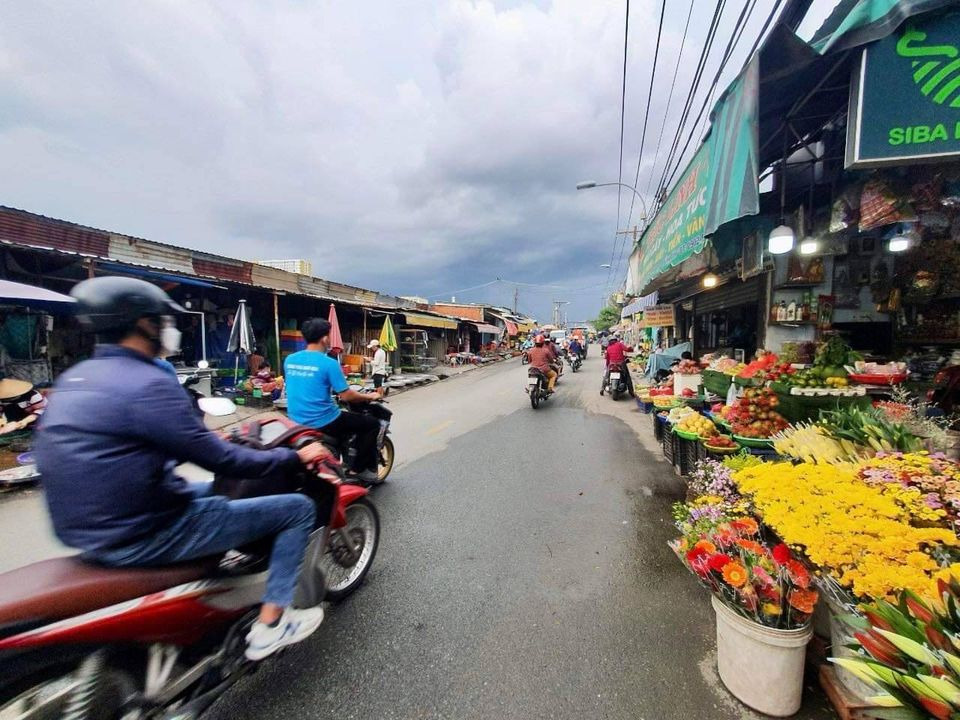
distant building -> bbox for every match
[254,259,313,275]
[400,295,430,305]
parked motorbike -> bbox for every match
[601,363,628,401]
[0,414,380,720]
[525,368,551,409]
[333,397,395,484]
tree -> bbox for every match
[594,305,621,332]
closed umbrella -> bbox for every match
[327,304,344,355]
[378,316,397,352]
[227,299,256,383]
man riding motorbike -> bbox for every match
[526,334,557,392]
[284,318,384,483]
[34,277,331,662]
[602,332,635,397]
[568,336,584,361]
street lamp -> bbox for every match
[600,263,612,269]
[576,180,648,222]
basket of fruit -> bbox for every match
[673,413,716,440]
[702,435,739,454]
[726,386,789,446]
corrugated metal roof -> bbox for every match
[0,207,109,257]
[250,263,301,294]
[107,233,194,274]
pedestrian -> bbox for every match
[368,339,388,394]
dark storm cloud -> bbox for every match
[0,0,836,322]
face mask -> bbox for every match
[159,317,182,355]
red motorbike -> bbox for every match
[0,415,380,720]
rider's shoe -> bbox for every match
[349,469,380,484]
[245,606,325,661]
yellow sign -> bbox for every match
[640,304,675,328]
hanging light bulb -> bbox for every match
[799,237,819,255]
[702,273,718,289]
[768,225,795,255]
[888,233,910,252]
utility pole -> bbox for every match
[513,286,519,315]
[616,225,641,245]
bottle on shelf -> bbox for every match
[786,300,797,322]
[777,301,787,322]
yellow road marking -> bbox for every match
[425,420,454,435]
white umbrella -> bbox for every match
[227,300,256,383]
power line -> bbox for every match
[644,0,695,200]
[604,0,631,295]
[654,0,727,203]
[661,0,776,194]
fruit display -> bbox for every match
[674,358,701,375]
[705,357,743,375]
[675,414,717,439]
[667,405,696,424]
[702,434,738,453]
[736,351,780,380]
[653,395,678,409]
[727,387,789,438]
[814,334,861,369]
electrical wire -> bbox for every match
[604,0,631,295]
[660,0,783,195]
[653,0,727,204]
[643,0,695,200]
[612,0,667,288]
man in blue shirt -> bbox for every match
[35,277,331,661]
[285,318,384,483]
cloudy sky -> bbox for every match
[0,0,837,322]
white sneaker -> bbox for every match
[245,607,325,661]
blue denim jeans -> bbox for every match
[88,483,316,607]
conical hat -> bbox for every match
[0,379,33,400]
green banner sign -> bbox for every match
[847,10,960,168]
[633,143,710,294]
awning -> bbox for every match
[98,262,226,289]
[402,311,458,330]
[472,323,502,335]
[810,0,955,54]
[0,279,76,312]
[621,292,659,318]
[505,320,518,335]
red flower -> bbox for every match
[786,560,811,589]
[772,543,792,565]
[708,553,732,572]
[686,547,710,576]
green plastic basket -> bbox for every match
[733,434,775,448]
[702,370,733,397]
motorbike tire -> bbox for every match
[0,653,134,720]
[377,436,395,483]
[611,388,622,401]
[318,498,380,601]
[530,389,540,409]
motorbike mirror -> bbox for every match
[197,397,237,417]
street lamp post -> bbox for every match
[576,181,649,223]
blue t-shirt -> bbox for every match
[284,349,348,428]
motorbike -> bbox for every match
[521,350,530,366]
[332,398,395,484]
[525,367,551,409]
[601,363,628,401]
[569,353,582,373]
[0,413,380,720]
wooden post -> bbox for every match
[273,293,281,370]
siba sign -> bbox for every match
[846,11,960,168]
[639,304,675,329]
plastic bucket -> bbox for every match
[712,596,812,717]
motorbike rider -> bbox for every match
[568,336,584,361]
[526,334,557,392]
[602,332,635,397]
[34,277,331,662]
[285,318,384,483]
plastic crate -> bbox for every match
[653,413,666,442]
[676,436,698,476]
[661,425,676,463]
[702,369,732,398]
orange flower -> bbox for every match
[721,562,748,588]
[732,517,760,536]
[786,560,811,589]
[735,539,765,555]
[788,588,818,614]
[694,540,717,554]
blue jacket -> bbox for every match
[35,345,300,552]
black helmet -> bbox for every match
[71,276,186,333]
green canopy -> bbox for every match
[378,316,398,352]
[810,0,956,54]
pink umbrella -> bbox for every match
[327,303,344,355]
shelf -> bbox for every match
[770,321,819,328]
[774,281,825,290]
[896,338,960,346]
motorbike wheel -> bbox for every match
[317,498,380,601]
[0,654,135,720]
[377,436,395,483]
[530,388,541,409]
[611,388,622,401]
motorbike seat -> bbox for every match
[0,555,218,630]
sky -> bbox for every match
[0,0,838,323]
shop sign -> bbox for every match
[634,144,711,295]
[847,11,960,168]
[640,304,675,328]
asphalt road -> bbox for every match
[196,355,835,720]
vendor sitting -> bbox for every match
[0,378,47,434]
[243,362,285,397]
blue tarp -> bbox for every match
[645,342,692,379]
